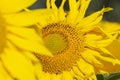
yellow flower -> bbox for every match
[0,0,53,80]
[29,0,120,80]
[26,0,120,80]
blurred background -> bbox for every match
[29,0,120,80]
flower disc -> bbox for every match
[35,23,85,74]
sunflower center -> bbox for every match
[0,15,6,53]
[35,23,85,74]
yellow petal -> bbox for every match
[62,71,73,80]
[99,47,115,58]
[7,26,43,43]
[80,7,112,26]
[51,74,61,80]
[58,0,66,21]
[81,50,103,67]
[106,39,120,60]
[0,61,13,80]
[72,66,84,78]
[7,33,52,56]
[76,0,91,21]
[66,0,78,23]
[38,73,51,80]
[34,63,45,80]
[68,0,77,12]
[85,33,117,48]
[77,8,112,31]
[101,21,120,34]
[97,58,120,73]
[77,59,97,80]
[0,0,36,13]
[96,38,115,47]
[46,0,58,22]
[51,0,58,13]
[85,33,103,39]
[70,69,84,80]
[80,16,102,32]
[3,9,53,26]
[1,48,36,80]
[82,49,120,73]
[22,51,38,62]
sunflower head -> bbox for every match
[35,22,85,74]
[31,1,120,80]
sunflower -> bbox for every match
[29,0,120,80]
[0,0,53,80]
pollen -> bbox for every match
[34,23,85,74]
